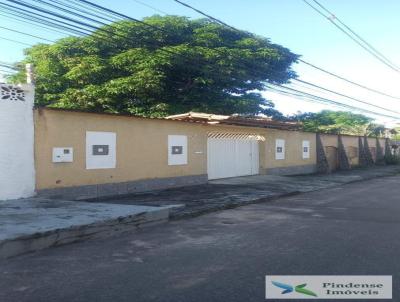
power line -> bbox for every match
[267,84,400,120]
[278,85,398,119]
[172,0,239,31]
[310,0,400,71]
[48,0,117,23]
[31,0,110,27]
[0,68,17,73]
[0,3,94,36]
[0,8,85,36]
[268,86,374,117]
[0,62,17,68]
[302,0,400,72]
[27,0,126,41]
[290,80,343,97]
[0,25,55,42]
[69,0,122,21]
[1,0,149,45]
[75,0,178,35]
[293,78,400,115]
[299,59,400,100]
[0,35,32,46]
[132,0,169,15]
[5,0,110,33]
[0,11,79,36]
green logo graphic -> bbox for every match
[272,281,318,297]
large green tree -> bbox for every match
[290,110,383,136]
[11,16,298,117]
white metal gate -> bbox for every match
[207,134,260,180]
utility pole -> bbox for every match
[26,63,35,85]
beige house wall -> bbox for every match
[34,109,319,192]
[263,129,316,170]
[35,109,208,190]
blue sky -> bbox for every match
[1,0,400,125]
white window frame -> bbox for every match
[275,139,285,160]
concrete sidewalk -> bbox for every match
[1,165,399,259]
[0,198,169,259]
[97,165,400,219]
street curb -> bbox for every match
[171,169,400,220]
[0,207,169,259]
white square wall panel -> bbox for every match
[168,135,188,165]
[86,131,116,169]
[302,140,310,159]
[275,139,285,160]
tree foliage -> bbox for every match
[290,110,387,136]
[11,16,298,117]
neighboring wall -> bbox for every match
[366,137,376,161]
[35,109,208,199]
[319,134,339,171]
[0,84,35,200]
[341,135,359,166]
[320,134,360,170]
[379,138,386,156]
[319,134,386,171]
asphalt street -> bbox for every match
[1,175,400,302]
